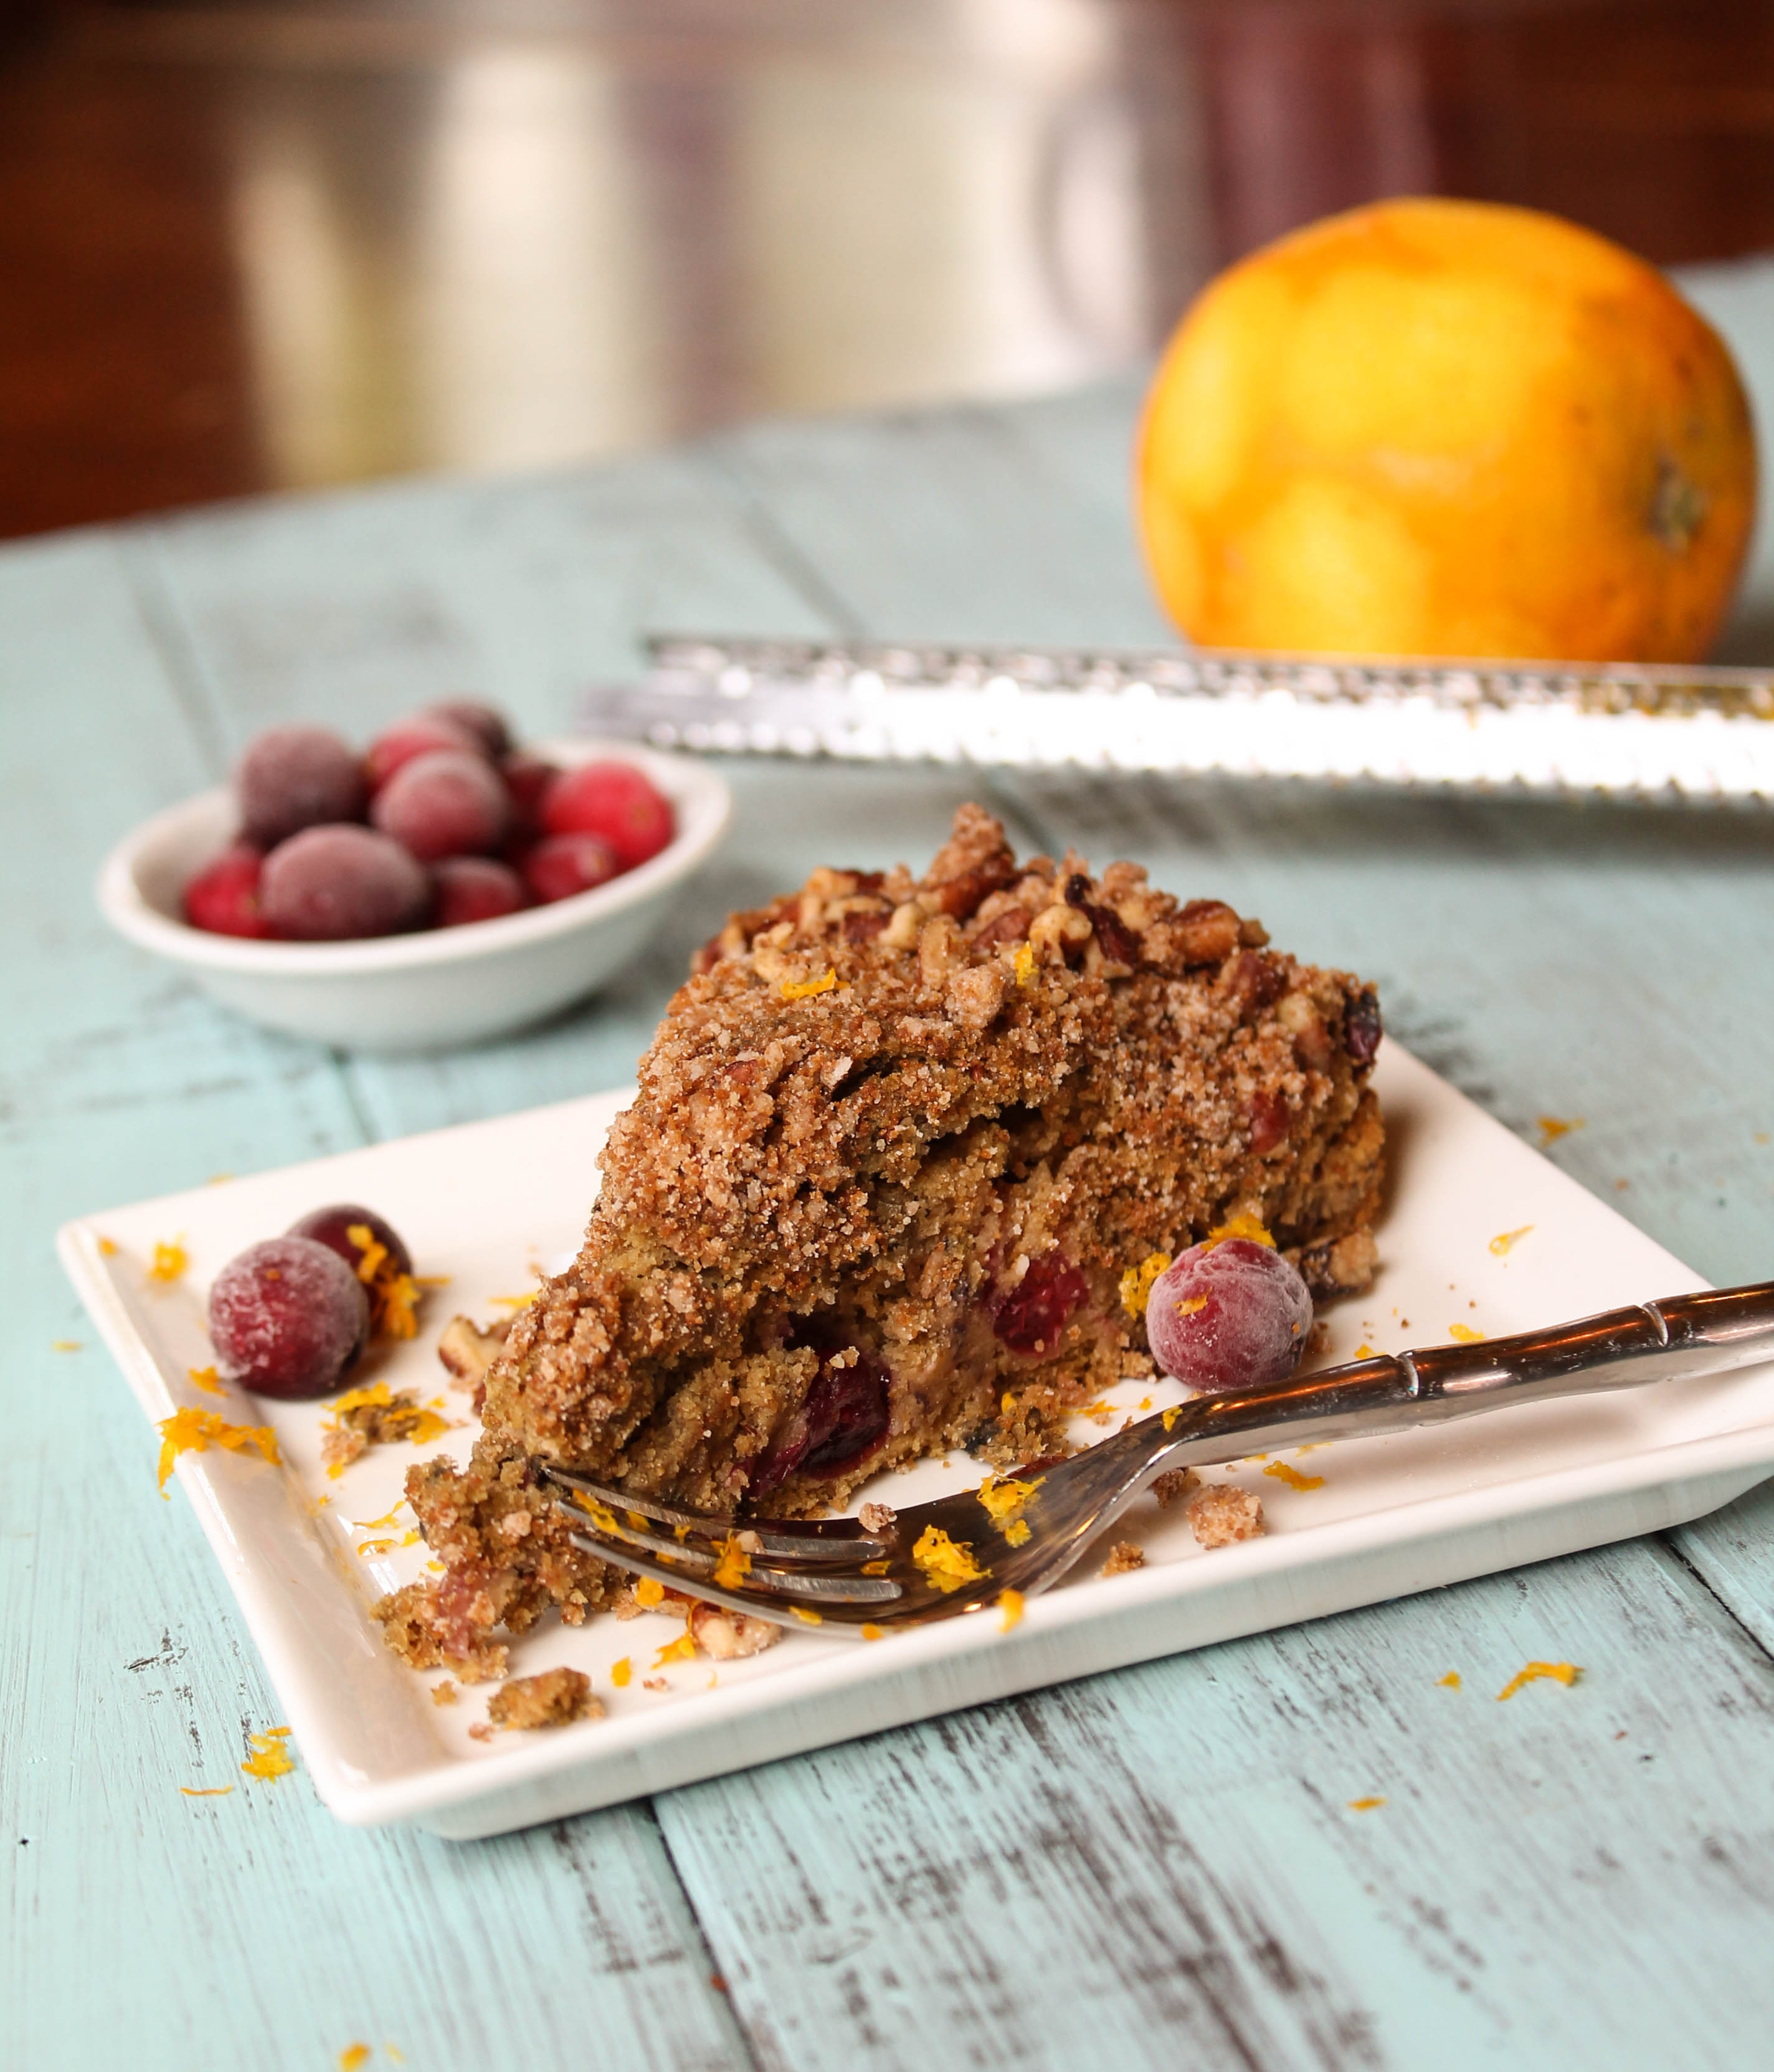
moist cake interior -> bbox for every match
[378,804,1383,1678]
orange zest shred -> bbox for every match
[634,1576,666,1609]
[780,968,840,1002]
[977,1474,1041,1519]
[1162,1406,1183,1432]
[97,1235,119,1257]
[148,1239,189,1284]
[712,1533,752,1591]
[1489,1224,1534,1257]
[860,1623,885,1641]
[998,1589,1025,1632]
[1172,1294,1208,1318]
[611,1657,633,1688]
[1537,1115,1583,1145]
[1202,1214,1275,1252]
[572,1493,622,1535]
[790,1604,823,1625]
[186,1365,224,1396]
[653,1632,698,1667]
[1013,942,1036,988]
[1263,1460,1324,1492]
[1355,1343,1378,1360]
[1449,1323,1486,1343]
[240,1726,295,1781]
[52,1338,82,1353]
[178,1784,234,1799]
[339,2047,370,2072]
[1496,1660,1582,1701]
[1347,1796,1386,1812]
[346,1224,388,1285]
[379,1275,422,1340]
[356,1531,421,1558]
[1118,1252,1172,1318]
[490,1292,538,1308]
[331,1381,391,1417]
[342,1223,425,1339]
[1438,1671,1462,1689]
[911,1525,986,1594]
[351,1504,407,1531]
[155,1407,280,1493]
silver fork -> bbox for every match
[546,1281,1774,1639]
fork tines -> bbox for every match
[541,1462,902,1609]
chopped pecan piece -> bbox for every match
[438,1313,512,1391]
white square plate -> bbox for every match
[59,1044,1774,1838]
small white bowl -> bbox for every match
[97,738,732,1051]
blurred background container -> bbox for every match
[6,0,1774,539]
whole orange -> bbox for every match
[1136,198,1757,661]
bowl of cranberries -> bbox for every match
[97,703,731,1049]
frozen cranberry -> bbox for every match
[1145,1237,1314,1394]
[992,1251,1089,1356]
[260,825,432,940]
[501,752,561,838]
[207,1236,370,1399]
[285,1203,412,1282]
[521,831,620,904]
[364,714,485,792]
[541,761,675,871]
[236,726,366,848]
[422,700,510,757]
[183,843,270,938]
[751,1351,890,1498]
[433,856,527,927]
[371,749,510,863]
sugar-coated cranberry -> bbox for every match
[750,1351,890,1498]
[421,700,511,757]
[501,752,561,837]
[541,761,675,871]
[236,726,366,848]
[433,856,528,927]
[207,1236,370,1399]
[183,843,270,938]
[370,749,510,863]
[521,831,620,904]
[260,825,432,940]
[364,714,485,792]
[992,1251,1089,1356]
[1145,1237,1314,1394]
[285,1203,412,1282]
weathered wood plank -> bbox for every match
[15,247,1774,2072]
[661,1540,1774,2071]
[0,534,750,2071]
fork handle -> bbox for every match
[1112,1279,1774,1481]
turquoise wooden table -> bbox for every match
[8,257,1774,2072]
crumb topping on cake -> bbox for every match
[376,805,1382,1676]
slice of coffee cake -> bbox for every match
[377,805,1383,1677]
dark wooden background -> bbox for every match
[7,0,1774,539]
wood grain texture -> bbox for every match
[8,260,1774,2068]
[662,1541,1774,2071]
[0,535,748,2071]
